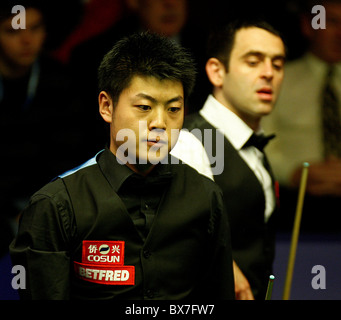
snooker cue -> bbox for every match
[282,162,310,300]
[265,275,275,300]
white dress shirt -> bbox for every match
[172,94,275,222]
[171,129,214,180]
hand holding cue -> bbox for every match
[282,162,310,300]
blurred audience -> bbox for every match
[52,0,125,64]
[263,0,341,232]
[70,0,201,79]
[0,0,86,246]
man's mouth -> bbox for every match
[256,87,273,101]
[146,137,167,147]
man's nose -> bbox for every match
[260,60,274,80]
[149,109,167,131]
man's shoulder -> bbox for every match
[183,112,209,130]
[31,153,102,203]
[30,178,68,204]
[58,153,99,180]
[170,159,221,193]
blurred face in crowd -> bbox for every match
[0,7,46,72]
[301,1,341,63]
[127,0,188,37]
[99,75,184,171]
[207,27,285,131]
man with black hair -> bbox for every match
[172,20,286,299]
[10,32,234,300]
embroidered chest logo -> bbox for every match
[74,240,135,285]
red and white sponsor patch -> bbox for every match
[74,240,135,285]
[82,240,125,265]
[74,262,135,285]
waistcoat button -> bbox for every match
[143,250,151,258]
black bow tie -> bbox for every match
[242,133,276,151]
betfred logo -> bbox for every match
[74,262,135,285]
[82,241,125,266]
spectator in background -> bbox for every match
[262,0,341,232]
[70,0,197,80]
[0,1,85,232]
[52,0,126,64]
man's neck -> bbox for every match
[126,162,156,176]
[110,145,156,176]
[213,91,261,132]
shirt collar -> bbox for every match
[98,148,173,192]
[199,94,262,150]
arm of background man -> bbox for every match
[9,192,72,300]
[233,260,254,300]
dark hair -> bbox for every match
[207,19,286,71]
[97,32,197,104]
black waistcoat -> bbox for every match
[61,155,234,299]
[184,113,277,299]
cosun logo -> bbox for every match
[87,255,121,263]
[99,244,110,255]
[87,244,121,263]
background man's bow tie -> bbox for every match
[242,133,276,151]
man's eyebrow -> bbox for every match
[167,96,184,104]
[135,93,157,104]
[134,93,184,104]
[242,51,264,59]
[242,50,286,61]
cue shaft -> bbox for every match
[282,162,309,300]
[265,275,275,300]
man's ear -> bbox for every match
[99,91,114,124]
[205,57,226,88]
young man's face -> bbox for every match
[0,8,46,68]
[99,75,184,169]
[219,27,285,130]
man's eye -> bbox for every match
[137,105,151,111]
[246,60,259,67]
[273,61,284,71]
[168,107,181,113]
